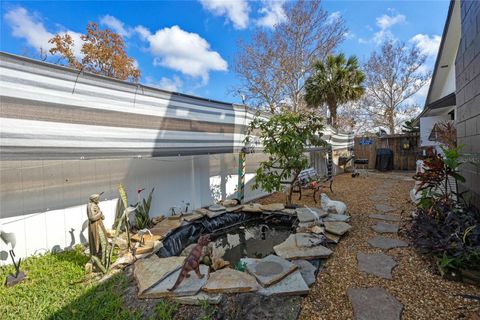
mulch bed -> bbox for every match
[256,172,480,320]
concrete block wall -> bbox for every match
[455,0,480,206]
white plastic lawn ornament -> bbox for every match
[320,193,347,215]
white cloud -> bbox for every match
[376,13,406,29]
[100,14,132,37]
[410,34,441,58]
[199,0,250,29]
[134,25,150,40]
[373,29,394,45]
[327,11,341,24]
[139,25,228,82]
[359,11,406,45]
[4,6,84,58]
[256,0,287,29]
[157,76,183,92]
[4,7,54,51]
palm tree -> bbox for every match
[305,54,365,127]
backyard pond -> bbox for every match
[211,222,293,267]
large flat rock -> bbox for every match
[325,232,341,244]
[375,204,396,213]
[324,221,352,236]
[258,270,309,296]
[143,264,209,298]
[150,219,183,238]
[371,222,399,234]
[244,254,297,287]
[291,259,316,286]
[274,234,332,260]
[242,203,263,213]
[182,212,205,222]
[369,214,401,222]
[174,292,223,305]
[368,236,408,250]
[134,255,184,296]
[347,287,403,320]
[296,207,328,222]
[260,203,285,212]
[323,213,351,222]
[206,210,227,218]
[357,253,397,279]
[203,268,259,293]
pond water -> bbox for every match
[212,222,293,267]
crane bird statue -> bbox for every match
[0,225,26,287]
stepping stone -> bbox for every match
[347,287,403,320]
[244,255,297,287]
[375,204,396,213]
[296,207,328,222]
[357,253,397,279]
[369,195,385,201]
[323,213,351,222]
[368,236,408,250]
[291,260,316,286]
[260,203,285,212]
[324,221,352,236]
[134,255,184,296]
[372,222,399,234]
[369,214,401,222]
[203,268,259,293]
[274,234,332,260]
[144,265,209,298]
[174,292,223,305]
[258,270,309,296]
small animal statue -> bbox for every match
[168,234,211,292]
[320,193,347,215]
[137,228,153,247]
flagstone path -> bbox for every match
[349,179,405,319]
[295,172,479,320]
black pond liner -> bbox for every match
[156,211,328,283]
[157,212,296,257]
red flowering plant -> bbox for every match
[414,146,464,217]
[410,146,480,282]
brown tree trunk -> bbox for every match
[329,102,338,127]
[388,112,395,134]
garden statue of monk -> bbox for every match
[87,194,108,266]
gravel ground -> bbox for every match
[257,171,480,320]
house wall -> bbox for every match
[455,0,480,206]
[0,153,269,266]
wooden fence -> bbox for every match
[354,133,420,171]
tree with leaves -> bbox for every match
[49,22,140,82]
[235,0,346,113]
[304,53,365,127]
[245,112,326,206]
[362,40,429,134]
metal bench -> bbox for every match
[292,167,333,203]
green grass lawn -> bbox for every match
[0,247,139,320]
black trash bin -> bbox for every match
[375,148,394,171]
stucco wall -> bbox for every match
[455,0,480,206]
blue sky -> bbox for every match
[1,0,450,105]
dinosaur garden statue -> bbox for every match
[168,234,211,292]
